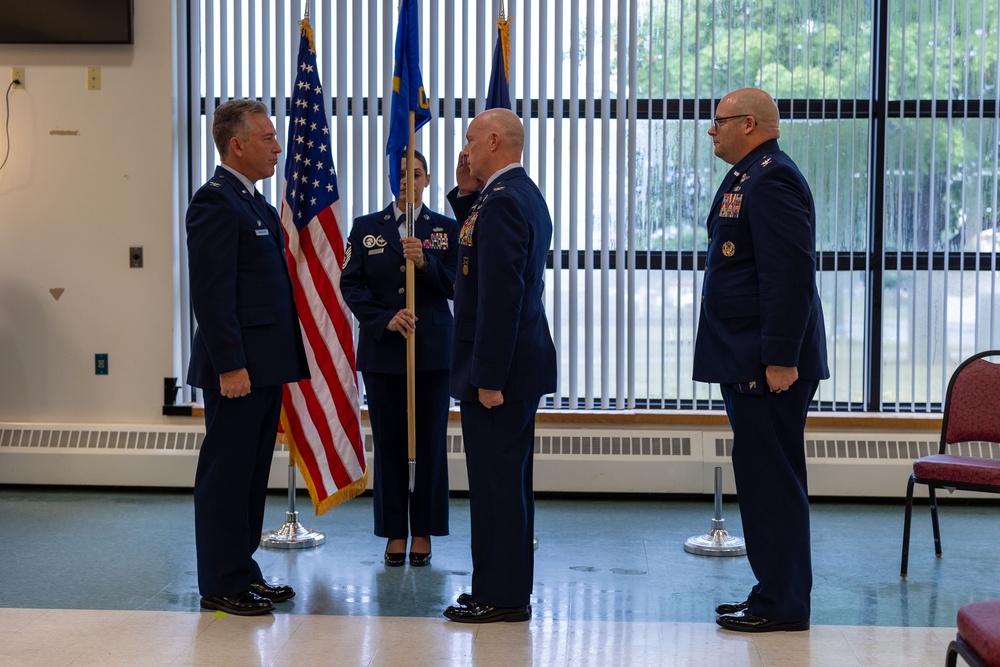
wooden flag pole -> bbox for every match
[405,112,417,492]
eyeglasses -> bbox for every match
[712,114,751,130]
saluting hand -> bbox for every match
[456,153,484,195]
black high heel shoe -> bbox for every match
[384,551,406,567]
[408,551,432,566]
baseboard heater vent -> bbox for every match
[369,432,692,457]
[3,422,984,498]
[713,437,998,460]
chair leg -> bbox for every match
[945,639,959,667]
[928,485,942,558]
[901,474,916,578]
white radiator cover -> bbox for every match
[1,422,995,498]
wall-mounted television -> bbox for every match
[0,0,133,45]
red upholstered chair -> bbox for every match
[946,601,1000,667]
[900,350,1000,579]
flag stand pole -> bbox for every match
[682,466,746,557]
[261,461,326,549]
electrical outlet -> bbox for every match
[95,353,108,375]
[86,66,101,91]
[11,67,24,89]
[129,246,143,268]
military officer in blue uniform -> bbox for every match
[693,88,829,633]
[340,150,457,567]
[442,109,557,624]
[187,99,310,616]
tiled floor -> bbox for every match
[1,487,995,666]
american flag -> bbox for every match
[279,19,368,515]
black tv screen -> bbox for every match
[0,0,133,44]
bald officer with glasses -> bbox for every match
[693,88,829,633]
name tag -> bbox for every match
[255,229,270,236]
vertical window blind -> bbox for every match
[178,0,999,413]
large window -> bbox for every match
[179,0,1000,413]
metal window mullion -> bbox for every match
[336,0,348,228]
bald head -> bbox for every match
[722,88,781,132]
[709,88,781,164]
[462,108,525,182]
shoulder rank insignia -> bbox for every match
[342,242,352,269]
[740,173,749,182]
[209,181,222,187]
[492,185,506,192]
[761,157,772,167]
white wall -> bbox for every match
[0,3,178,424]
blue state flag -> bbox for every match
[485,16,511,110]
[386,0,431,199]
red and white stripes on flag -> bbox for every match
[279,18,368,515]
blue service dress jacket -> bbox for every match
[186,166,309,390]
[447,167,557,402]
[692,139,829,386]
[340,204,458,373]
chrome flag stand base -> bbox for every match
[683,466,746,557]
[261,463,325,549]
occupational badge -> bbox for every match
[722,241,736,257]
[362,234,377,248]
[740,173,749,182]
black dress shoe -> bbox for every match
[715,599,749,615]
[408,551,432,567]
[200,590,274,616]
[443,601,531,623]
[456,593,474,605]
[716,610,809,633]
[250,579,295,602]
[384,552,406,567]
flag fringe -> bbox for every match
[497,17,512,81]
[281,411,369,517]
[300,16,315,52]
